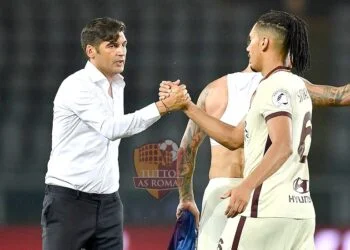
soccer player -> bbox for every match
[159,65,349,249]
[217,10,315,248]
[160,10,349,250]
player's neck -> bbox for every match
[260,65,291,83]
[261,53,287,77]
[261,62,287,77]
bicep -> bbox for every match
[266,115,292,145]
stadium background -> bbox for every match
[0,0,349,249]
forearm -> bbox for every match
[68,84,162,140]
[308,83,350,107]
[177,122,206,201]
[177,149,195,201]
[100,103,160,140]
[242,143,292,190]
[177,142,198,200]
[335,83,350,106]
[155,100,169,115]
[183,102,243,150]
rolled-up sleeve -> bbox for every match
[62,79,161,141]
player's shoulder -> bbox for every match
[205,72,262,90]
[298,76,313,89]
[204,75,228,91]
[227,72,262,89]
[197,75,228,113]
[269,70,299,80]
[199,75,228,102]
[227,71,262,82]
[265,71,303,89]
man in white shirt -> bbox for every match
[41,17,189,250]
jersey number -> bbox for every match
[217,238,224,250]
[297,112,312,163]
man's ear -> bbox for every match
[261,37,269,52]
[86,44,97,59]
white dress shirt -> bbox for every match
[45,61,161,193]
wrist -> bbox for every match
[241,178,256,192]
[161,99,170,113]
[162,97,176,112]
[155,100,169,116]
[180,197,195,203]
[179,193,194,202]
[183,101,194,114]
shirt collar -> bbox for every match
[85,61,125,84]
[260,66,291,83]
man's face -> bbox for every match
[92,31,127,78]
[246,24,261,72]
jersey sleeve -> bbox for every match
[256,79,292,120]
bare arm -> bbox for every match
[303,78,350,107]
[176,77,228,226]
[223,115,293,218]
[177,96,208,202]
[178,77,228,201]
[242,115,293,190]
[183,102,244,150]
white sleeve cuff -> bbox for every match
[141,103,161,121]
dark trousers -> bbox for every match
[41,185,123,250]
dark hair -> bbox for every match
[81,17,126,54]
[256,10,310,74]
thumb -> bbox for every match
[173,79,180,85]
[189,207,200,229]
[176,208,183,219]
[195,213,200,229]
[220,190,231,199]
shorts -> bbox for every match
[197,177,242,250]
[218,216,315,250]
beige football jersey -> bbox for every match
[242,69,315,219]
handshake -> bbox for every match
[156,79,192,114]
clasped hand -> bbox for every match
[158,80,191,111]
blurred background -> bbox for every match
[0,0,349,249]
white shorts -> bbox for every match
[218,216,315,250]
[197,177,242,250]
